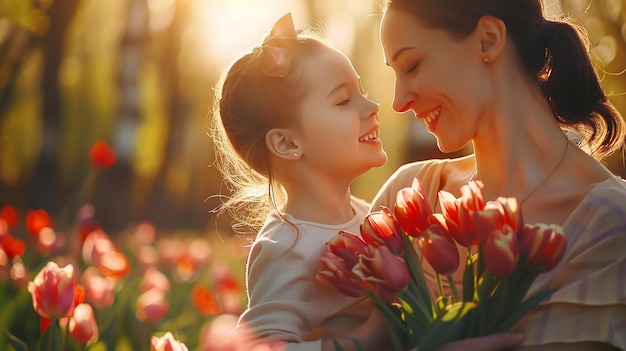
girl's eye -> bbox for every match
[337,98,351,106]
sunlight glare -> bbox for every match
[191,0,305,64]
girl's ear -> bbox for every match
[265,128,301,160]
[476,15,506,63]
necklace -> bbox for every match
[468,138,569,205]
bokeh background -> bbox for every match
[1,0,625,236]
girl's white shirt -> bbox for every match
[237,196,372,351]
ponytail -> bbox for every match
[539,19,625,159]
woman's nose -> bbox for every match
[392,81,413,113]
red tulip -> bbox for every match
[28,262,77,318]
[191,285,221,315]
[151,332,189,351]
[1,234,25,258]
[519,223,566,273]
[394,178,433,237]
[482,224,519,276]
[439,190,475,246]
[361,207,405,254]
[68,303,99,343]
[0,205,19,228]
[354,245,410,303]
[89,140,116,170]
[25,209,51,235]
[417,224,460,276]
[472,197,523,244]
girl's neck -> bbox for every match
[282,179,355,225]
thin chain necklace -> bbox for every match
[469,138,569,205]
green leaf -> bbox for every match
[418,302,478,351]
[4,329,28,351]
[493,287,558,333]
[39,319,62,351]
[462,252,477,302]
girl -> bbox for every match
[373,0,626,350]
[210,13,390,351]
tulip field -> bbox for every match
[0,140,285,351]
[0,202,254,351]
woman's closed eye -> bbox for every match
[405,62,420,74]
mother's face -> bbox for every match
[379,8,492,153]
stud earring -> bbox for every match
[293,153,298,157]
[483,57,489,63]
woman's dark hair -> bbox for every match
[383,0,625,160]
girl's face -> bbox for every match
[294,47,387,181]
[380,8,492,153]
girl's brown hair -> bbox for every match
[209,32,330,234]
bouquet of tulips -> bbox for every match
[316,178,566,351]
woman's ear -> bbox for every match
[265,128,301,160]
[476,15,506,63]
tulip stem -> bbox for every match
[436,274,444,301]
[446,275,460,303]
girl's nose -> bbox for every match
[363,98,380,119]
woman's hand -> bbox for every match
[435,333,524,351]
[321,307,393,351]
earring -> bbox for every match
[293,153,298,157]
[483,57,489,63]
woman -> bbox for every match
[372,0,626,350]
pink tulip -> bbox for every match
[519,223,566,273]
[28,261,77,318]
[81,267,115,308]
[136,288,170,322]
[199,314,274,351]
[10,258,28,288]
[360,207,405,254]
[151,332,189,351]
[68,303,99,343]
[417,224,460,276]
[354,245,410,303]
[394,178,433,237]
[140,267,170,294]
[317,251,367,298]
[482,224,519,276]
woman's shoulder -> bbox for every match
[371,156,473,210]
[578,176,626,214]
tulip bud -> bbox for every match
[151,332,189,351]
[439,191,475,246]
[473,198,522,244]
[317,251,367,298]
[482,225,519,276]
[520,223,566,273]
[361,207,405,254]
[28,261,77,318]
[417,224,460,276]
[68,303,99,343]
[354,245,410,303]
[394,178,433,237]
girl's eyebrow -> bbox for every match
[327,78,360,98]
